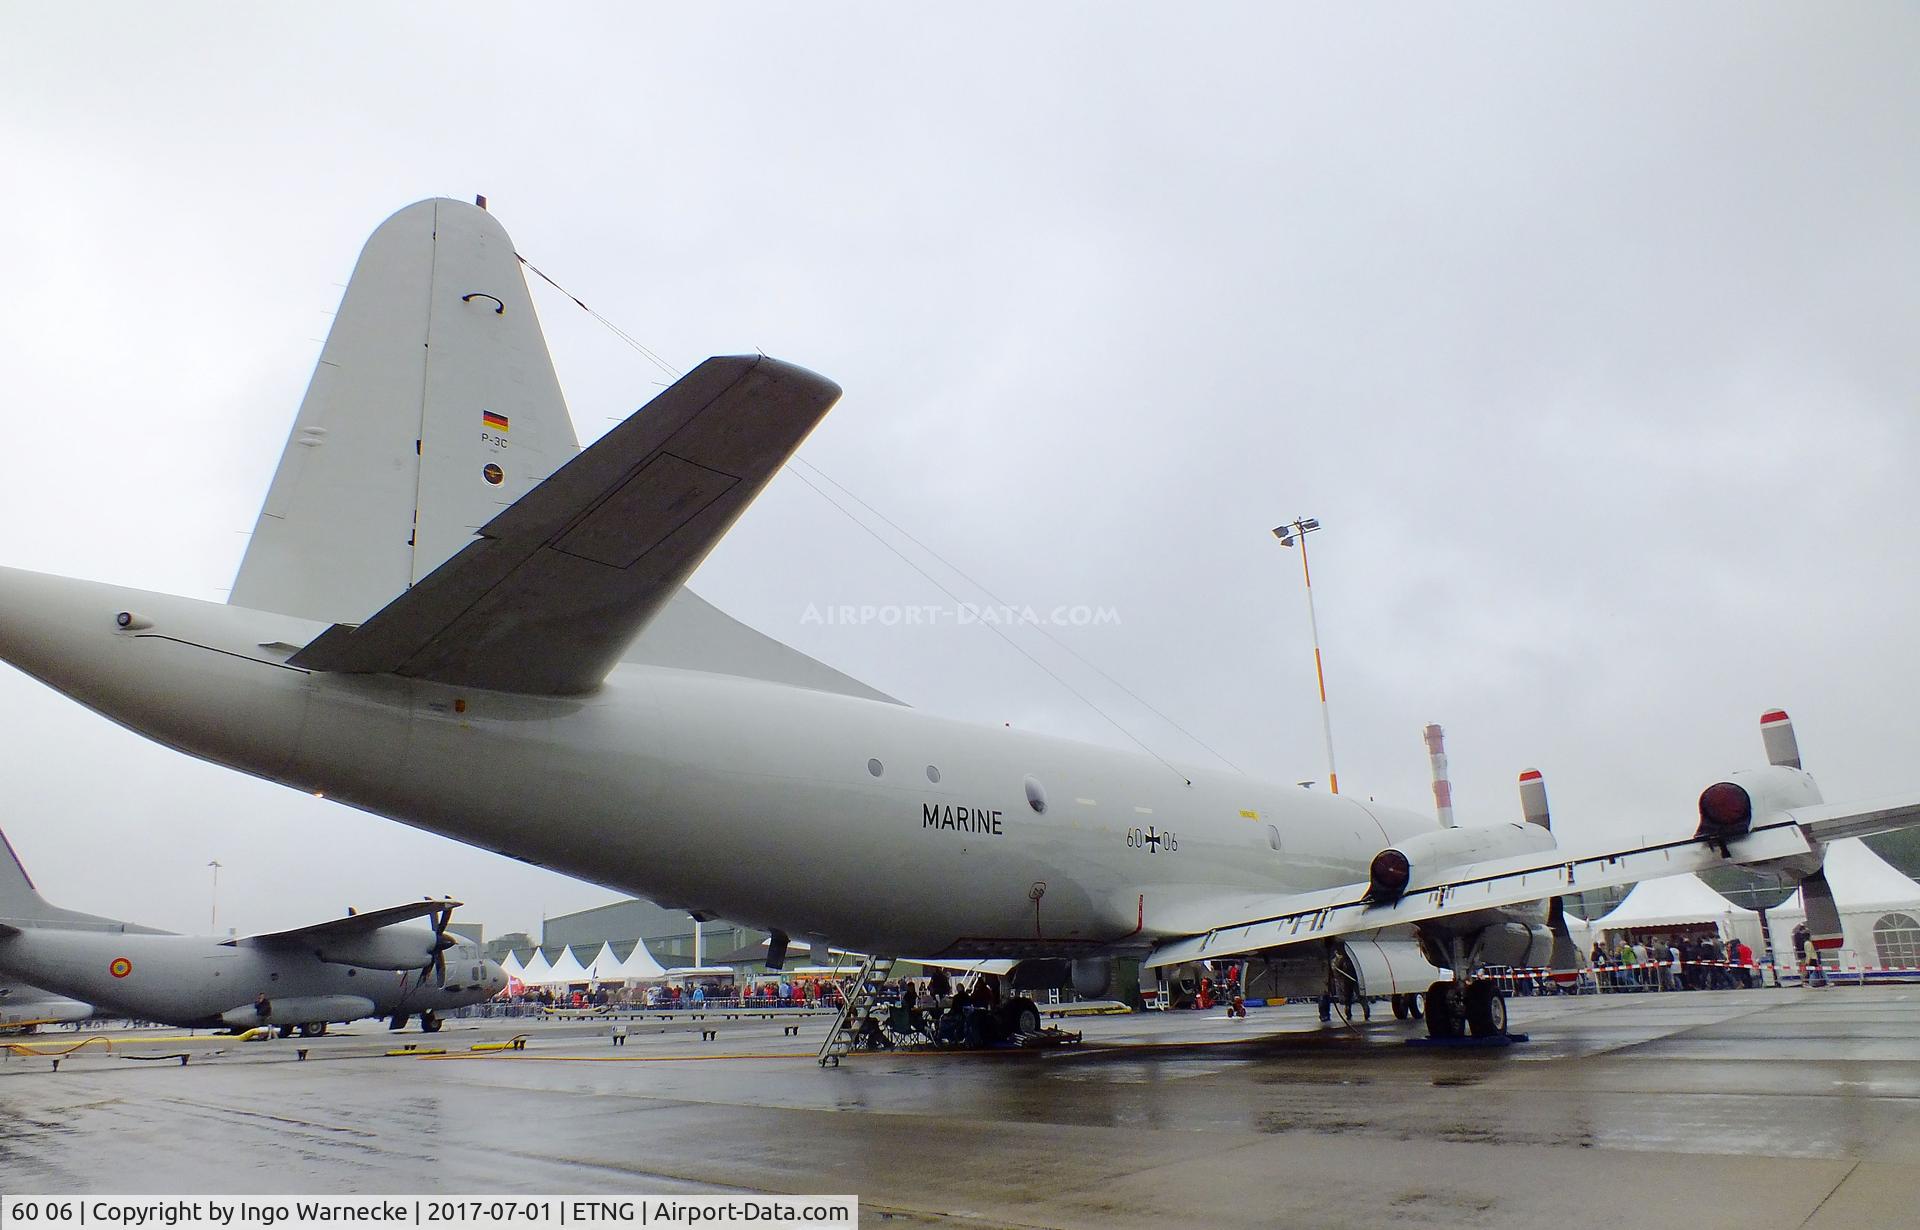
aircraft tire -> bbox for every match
[277,1025,295,1039]
[388,1014,407,1031]
[1465,982,1506,1037]
[1390,994,1408,1020]
[1425,982,1463,1039]
[1005,998,1041,1036]
[299,1022,327,1038]
[420,1011,442,1034]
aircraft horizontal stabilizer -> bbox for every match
[225,899,461,948]
[289,356,841,695]
[1147,791,1920,969]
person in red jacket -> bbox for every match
[1732,939,1755,989]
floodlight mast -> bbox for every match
[1272,517,1339,795]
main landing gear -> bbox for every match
[1424,979,1508,1040]
[388,1010,442,1033]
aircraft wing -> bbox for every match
[1146,793,1920,970]
[289,355,841,695]
[224,899,459,948]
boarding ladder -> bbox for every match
[817,954,894,1067]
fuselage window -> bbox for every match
[1266,824,1283,851]
[926,765,941,784]
[867,758,884,778]
[1025,776,1048,814]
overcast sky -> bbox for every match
[1,5,1915,940]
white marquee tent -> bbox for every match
[614,940,669,982]
[518,948,554,985]
[584,942,624,982]
[541,946,590,985]
[1573,839,1920,971]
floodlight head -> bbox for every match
[1273,516,1321,546]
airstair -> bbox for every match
[817,954,894,1067]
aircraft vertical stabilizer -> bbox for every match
[230,198,580,625]
[229,200,893,703]
[0,829,137,932]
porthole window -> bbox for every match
[926,765,941,784]
[867,758,884,778]
[1024,775,1048,814]
[1266,824,1283,851]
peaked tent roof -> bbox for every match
[616,940,669,981]
[500,950,525,979]
[1595,872,1755,928]
[1812,838,1920,909]
[584,942,625,981]
[542,946,590,984]
[519,949,554,984]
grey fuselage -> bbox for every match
[0,566,1440,960]
[0,921,500,1030]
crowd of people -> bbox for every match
[1587,933,1759,991]
[498,976,849,1012]
[850,968,1033,1049]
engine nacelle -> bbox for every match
[221,995,376,1029]
[1695,764,1823,842]
[1070,958,1113,999]
[1367,822,1557,904]
[314,924,444,971]
[1468,922,1556,971]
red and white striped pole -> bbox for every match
[1274,518,1338,794]
[1424,724,1453,827]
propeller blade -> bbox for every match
[1800,868,1845,952]
[1761,709,1801,769]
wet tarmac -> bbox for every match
[2,987,1917,1228]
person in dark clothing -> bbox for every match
[1792,922,1827,987]
[1702,936,1728,990]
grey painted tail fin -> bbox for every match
[0,829,54,919]
[235,198,895,703]
[230,198,581,626]
[0,828,129,931]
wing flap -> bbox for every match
[289,355,841,695]
[225,899,458,948]
[1785,795,1920,844]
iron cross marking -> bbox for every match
[1142,827,1164,852]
